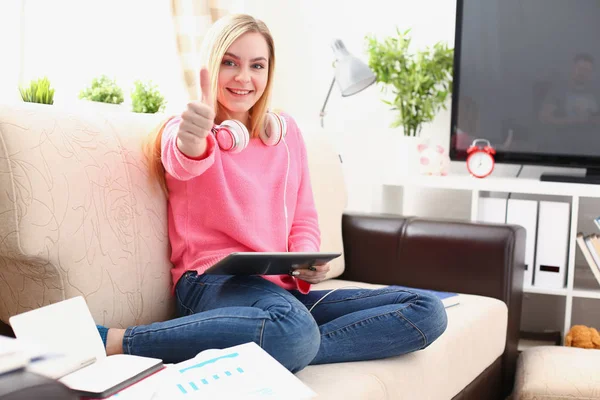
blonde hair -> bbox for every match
[142,14,276,196]
[142,115,175,196]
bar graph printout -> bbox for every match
[148,342,316,399]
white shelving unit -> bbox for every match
[384,174,600,338]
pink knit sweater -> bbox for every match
[161,113,320,294]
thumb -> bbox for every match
[199,67,213,107]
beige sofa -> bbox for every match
[0,102,525,399]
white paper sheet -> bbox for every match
[148,342,316,399]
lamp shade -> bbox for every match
[331,39,376,97]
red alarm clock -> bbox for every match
[466,139,496,178]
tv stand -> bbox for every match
[541,168,600,185]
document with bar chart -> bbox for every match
[150,342,316,399]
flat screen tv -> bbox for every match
[449,0,600,183]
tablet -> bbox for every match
[203,252,342,276]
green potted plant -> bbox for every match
[130,80,166,114]
[19,77,55,105]
[366,28,454,137]
[79,75,125,111]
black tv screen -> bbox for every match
[450,0,600,173]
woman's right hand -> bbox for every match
[292,262,331,284]
[177,67,215,158]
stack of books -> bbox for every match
[575,231,600,288]
[8,297,164,398]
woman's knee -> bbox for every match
[416,293,448,349]
[261,306,321,373]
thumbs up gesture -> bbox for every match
[177,67,216,158]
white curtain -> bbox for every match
[170,0,227,101]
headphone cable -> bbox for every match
[283,137,290,252]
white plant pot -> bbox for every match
[388,135,423,179]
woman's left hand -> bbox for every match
[292,262,330,284]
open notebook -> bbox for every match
[9,296,163,399]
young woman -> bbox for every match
[96,14,448,373]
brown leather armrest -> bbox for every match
[340,212,525,298]
[339,212,525,397]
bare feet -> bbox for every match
[106,328,125,356]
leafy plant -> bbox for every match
[366,28,454,137]
[79,75,124,104]
[19,77,55,104]
[131,80,166,113]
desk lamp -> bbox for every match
[319,39,376,128]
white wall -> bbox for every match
[240,0,460,214]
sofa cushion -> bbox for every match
[297,279,508,399]
[0,103,174,327]
[300,125,347,279]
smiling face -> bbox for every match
[217,32,270,124]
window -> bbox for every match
[12,0,188,112]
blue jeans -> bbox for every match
[122,272,448,373]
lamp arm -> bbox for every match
[319,76,336,128]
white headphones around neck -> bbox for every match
[211,111,288,153]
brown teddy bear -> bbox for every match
[565,325,600,349]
